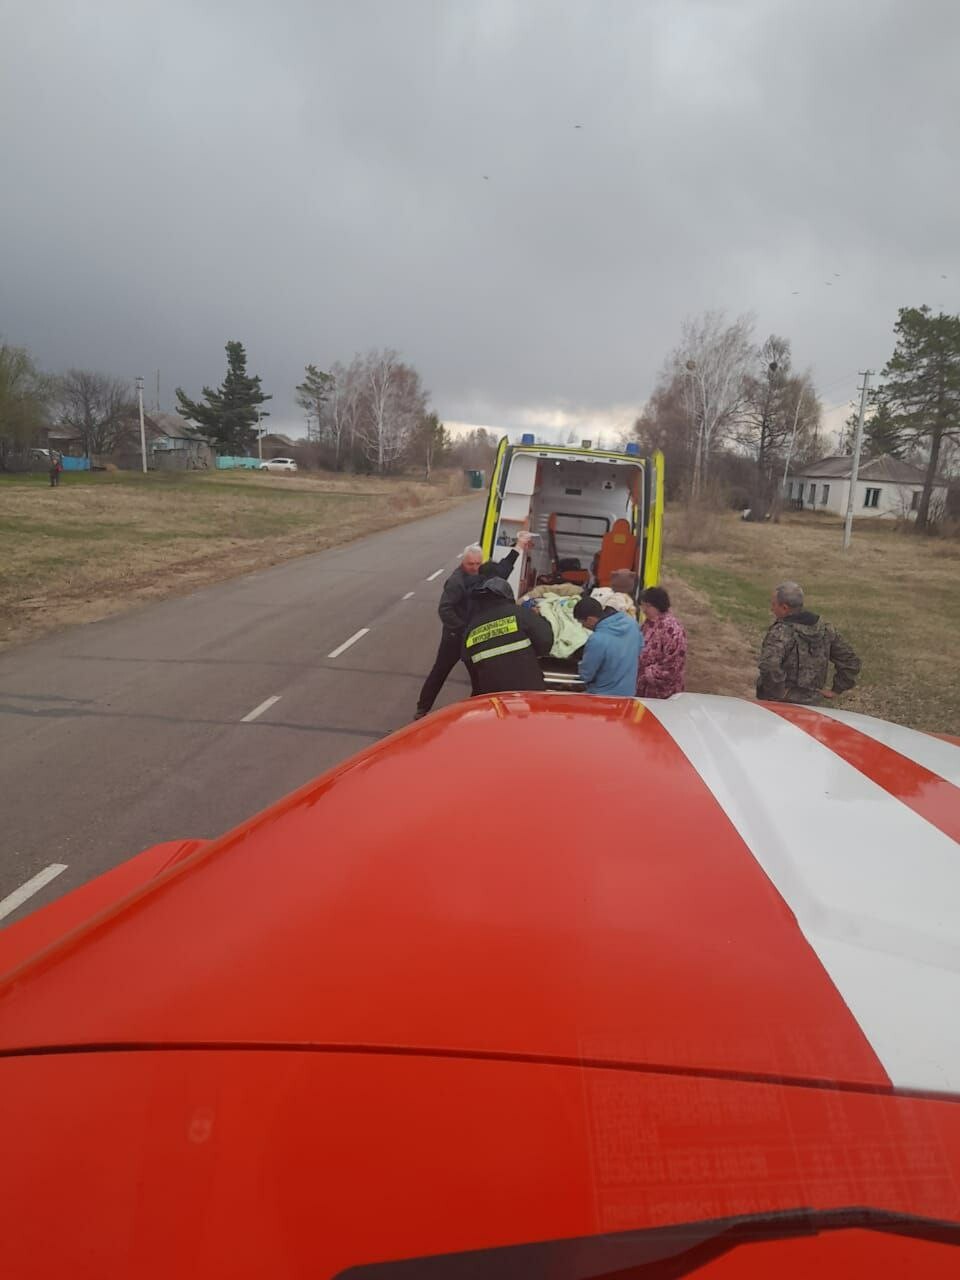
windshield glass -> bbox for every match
[337,1210,960,1279]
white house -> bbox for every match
[785,454,950,520]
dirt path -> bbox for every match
[662,569,756,700]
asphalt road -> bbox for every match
[0,498,483,926]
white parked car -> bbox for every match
[259,457,298,473]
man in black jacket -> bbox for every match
[414,534,531,718]
[463,577,554,696]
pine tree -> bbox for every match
[409,412,448,480]
[861,401,908,459]
[295,363,333,442]
[878,306,960,529]
[176,341,270,455]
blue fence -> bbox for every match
[61,456,91,471]
[215,456,260,470]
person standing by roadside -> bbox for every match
[757,580,861,705]
[414,532,533,718]
[48,454,62,487]
[636,587,687,698]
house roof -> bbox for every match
[147,413,195,440]
[793,453,947,485]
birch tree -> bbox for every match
[358,348,426,473]
[325,358,364,470]
[675,312,754,498]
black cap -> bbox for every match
[477,576,515,601]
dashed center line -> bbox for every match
[327,628,370,659]
[425,568,445,582]
[0,863,68,922]
[241,695,281,723]
[402,591,415,600]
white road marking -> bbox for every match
[327,628,370,659]
[425,568,444,581]
[402,591,415,600]
[0,863,68,922]
[241,695,281,723]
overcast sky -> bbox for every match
[3,0,958,442]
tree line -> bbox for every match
[0,347,140,465]
[633,312,824,519]
[0,337,499,479]
[633,305,960,530]
[175,341,497,476]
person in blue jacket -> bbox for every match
[573,596,644,696]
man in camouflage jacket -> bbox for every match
[757,580,861,705]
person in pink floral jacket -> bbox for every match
[636,586,687,698]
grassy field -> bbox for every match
[664,507,960,734]
[0,468,470,649]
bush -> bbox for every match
[666,499,732,553]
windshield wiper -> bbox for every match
[338,1206,960,1279]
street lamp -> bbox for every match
[135,375,147,473]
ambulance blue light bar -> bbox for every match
[625,442,640,455]
[521,433,535,444]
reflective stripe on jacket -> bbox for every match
[463,601,553,694]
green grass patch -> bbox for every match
[667,558,770,629]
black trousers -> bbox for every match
[417,628,475,712]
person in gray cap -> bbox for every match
[461,577,554,696]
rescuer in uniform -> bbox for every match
[414,533,533,718]
[462,577,554,696]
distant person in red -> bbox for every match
[48,455,62,487]
[636,587,687,698]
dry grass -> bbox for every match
[0,468,470,650]
[665,507,960,734]
[667,493,734,554]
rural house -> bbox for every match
[258,432,296,459]
[142,413,216,470]
[785,454,950,520]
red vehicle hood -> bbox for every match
[3,1048,960,1279]
[3,692,958,1100]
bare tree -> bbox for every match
[448,427,499,470]
[324,358,365,470]
[675,312,754,498]
[737,336,822,518]
[57,369,135,457]
[357,349,426,473]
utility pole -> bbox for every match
[779,374,807,512]
[136,375,148,474]
[257,408,263,461]
[841,371,872,552]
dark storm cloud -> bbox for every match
[2,0,958,438]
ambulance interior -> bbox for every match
[492,451,644,601]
